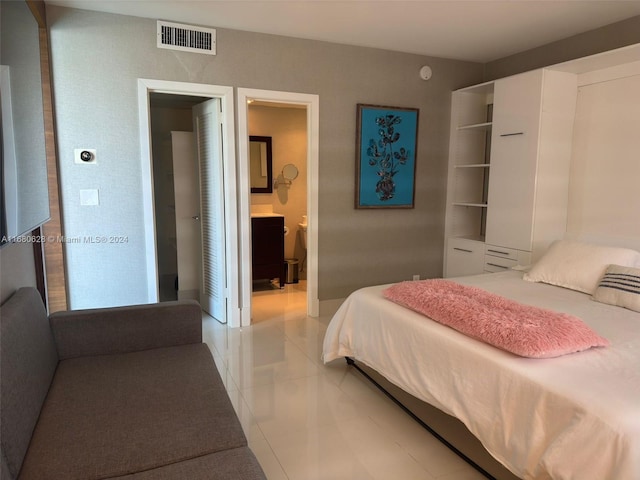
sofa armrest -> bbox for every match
[49,300,202,360]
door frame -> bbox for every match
[237,88,320,326]
[137,79,240,326]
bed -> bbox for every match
[322,245,640,480]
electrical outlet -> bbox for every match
[412,274,420,281]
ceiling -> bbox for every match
[46,1,640,62]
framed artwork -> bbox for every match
[355,104,419,209]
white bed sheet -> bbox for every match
[322,271,640,480]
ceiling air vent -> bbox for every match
[157,21,216,55]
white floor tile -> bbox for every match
[437,467,491,480]
[208,321,287,363]
[202,284,499,480]
[240,373,367,440]
[225,388,266,445]
[226,340,321,390]
[248,436,290,480]
[211,351,239,392]
[280,316,327,365]
[266,416,435,480]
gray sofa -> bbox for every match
[0,287,267,480]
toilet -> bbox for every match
[298,215,307,249]
[297,216,308,274]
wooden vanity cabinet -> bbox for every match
[251,216,285,288]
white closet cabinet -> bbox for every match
[443,82,493,277]
[485,69,577,267]
[444,69,577,277]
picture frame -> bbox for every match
[355,104,419,209]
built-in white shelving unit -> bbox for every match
[458,121,492,131]
[443,70,578,278]
[443,43,640,278]
[443,81,493,277]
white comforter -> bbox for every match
[322,271,640,480]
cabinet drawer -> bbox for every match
[484,255,517,273]
[450,237,484,253]
[446,238,485,278]
[485,244,520,261]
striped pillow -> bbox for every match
[592,265,640,313]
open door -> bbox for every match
[193,99,227,323]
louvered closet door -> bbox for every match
[193,99,226,323]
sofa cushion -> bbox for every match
[0,288,58,479]
[19,343,247,480]
[50,300,203,360]
[2,451,13,480]
[106,447,266,479]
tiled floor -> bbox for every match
[202,282,486,480]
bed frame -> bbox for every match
[346,357,521,480]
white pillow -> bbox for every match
[592,264,640,313]
[523,240,640,294]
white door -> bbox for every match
[171,131,201,301]
[193,99,227,323]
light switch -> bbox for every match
[80,189,99,206]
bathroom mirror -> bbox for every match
[249,136,272,194]
[1,0,50,244]
[273,163,299,189]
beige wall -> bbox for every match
[484,16,640,81]
[47,5,484,305]
[45,5,639,306]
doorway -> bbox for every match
[149,94,203,302]
[138,79,240,326]
[237,89,320,326]
[248,101,308,323]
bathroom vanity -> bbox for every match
[251,215,285,288]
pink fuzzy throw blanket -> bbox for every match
[383,280,609,358]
